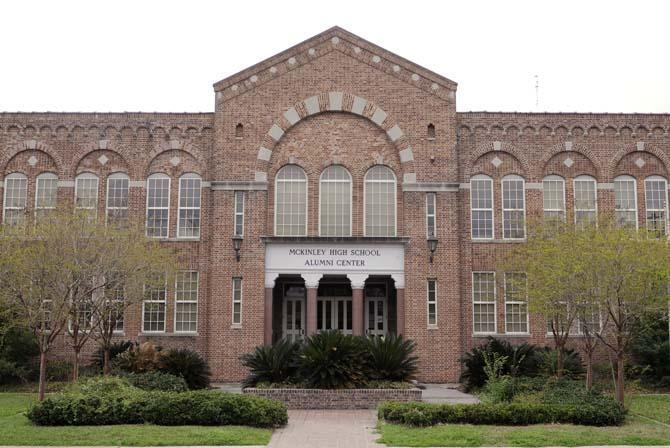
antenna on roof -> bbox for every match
[534,74,539,110]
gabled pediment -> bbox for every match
[213,26,457,102]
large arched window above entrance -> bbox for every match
[364,165,397,237]
[275,165,308,236]
[319,165,352,237]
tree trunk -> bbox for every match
[103,348,111,376]
[38,351,47,402]
[616,352,625,405]
[556,346,564,378]
[586,352,594,390]
[72,348,80,382]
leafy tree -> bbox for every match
[0,209,177,399]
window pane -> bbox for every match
[574,178,597,227]
[614,178,637,228]
[471,178,493,239]
[426,193,436,237]
[645,178,667,236]
[106,176,129,227]
[502,178,525,239]
[234,191,244,236]
[4,175,28,226]
[275,165,307,236]
[75,175,99,218]
[178,176,201,238]
[365,166,396,236]
[146,176,170,238]
[504,273,528,333]
[473,272,496,333]
[427,279,437,326]
[175,271,198,333]
[232,277,242,325]
[320,166,351,236]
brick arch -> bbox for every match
[608,143,670,179]
[72,139,131,176]
[539,141,602,179]
[1,140,63,175]
[467,141,530,178]
[254,92,416,184]
[145,139,206,178]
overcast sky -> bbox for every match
[1,0,669,114]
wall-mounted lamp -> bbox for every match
[232,235,243,262]
[427,236,438,263]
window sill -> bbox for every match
[473,333,531,338]
[427,325,439,330]
[230,324,242,330]
[138,332,199,337]
[471,239,527,244]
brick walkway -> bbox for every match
[268,410,383,448]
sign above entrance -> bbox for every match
[265,243,405,286]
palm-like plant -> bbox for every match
[299,330,367,389]
[160,348,212,390]
[240,339,300,387]
[365,334,418,381]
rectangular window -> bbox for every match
[574,177,597,227]
[426,193,436,237]
[234,191,244,236]
[427,279,437,327]
[3,175,28,225]
[106,175,129,227]
[502,177,525,239]
[75,174,99,219]
[35,174,58,223]
[69,302,93,332]
[470,177,493,239]
[472,272,496,334]
[142,275,166,332]
[232,277,242,326]
[645,177,668,237]
[178,175,201,238]
[614,177,637,228]
[504,273,528,334]
[146,176,170,238]
[110,284,125,332]
[543,177,565,221]
[175,271,198,333]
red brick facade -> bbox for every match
[1,27,668,382]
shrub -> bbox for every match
[629,311,670,386]
[299,330,367,389]
[0,359,30,384]
[0,325,39,366]
[365,335,418,381]
[27,388,287,428]
[378,400,626,427]
[160,348,211,390]
[91,340,134,370]
[114,342,162,373]
[241,339,300,387]
[46,360,73,382]
[539,348,584,376]
[125,371,188,392]
[460,337,540,391]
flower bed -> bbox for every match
[244,387,422,409]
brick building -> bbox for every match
[1,27,669,382]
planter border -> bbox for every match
[243,387,422,409]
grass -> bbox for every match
[0,393,272,446]
[377,394,670,447]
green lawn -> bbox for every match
[0,393,272,446]
[377,395,670,447]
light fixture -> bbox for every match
[232,235,243,262]
[427,236,438,263]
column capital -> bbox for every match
[303,273,322,289]
[391,273,405,289]
[265,272,279,289]
[347,273,368,289]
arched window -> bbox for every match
[427,123,436,139]
[574,175,597,227]
[501,174,526,239]
[35,172,58,223]
[75,172,99,219]
[364,165,396,237]
[644,175,668,236]
[542,175,565,221]
[3,173,28,226]
[614,175,637,228]
[106,172,130,227]
[470,174,493,239]
[146,173,170,238]
[178,173,201,238]
[319,165,352,236]
[235,123,244,138]
[275,165,307,236]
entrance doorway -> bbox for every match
[365,283,387,336]
[282,284,305,342]
[317,279,353,334]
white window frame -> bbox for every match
[107,283,125,334]
[426,192,437,238]
[177,173,202,239]
[427,279,437,327]
[274,165,308,237]
[3,172,28,225]
[573,175,598,227]
[174,271,199,334]
[470,175,494,240]
[504,272,529,335]
[318,165,353,237]
[501,175,526,240]
[613,175,638,229]
[146,173,171,239]
[232,277,242,326]
[472,271,497,335]
[35,172,58,222]
[105,172,130,226]
[644,175,669,237]
[542,175,566,221]
[363,165,397,237]
[74,172,99,218]
[141,276,167,333]
[234,191,244,237]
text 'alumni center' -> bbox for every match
[2,27,669,381]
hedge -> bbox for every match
[124,371,188,392]
[378,400,626,427]
[27,389,287,428]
